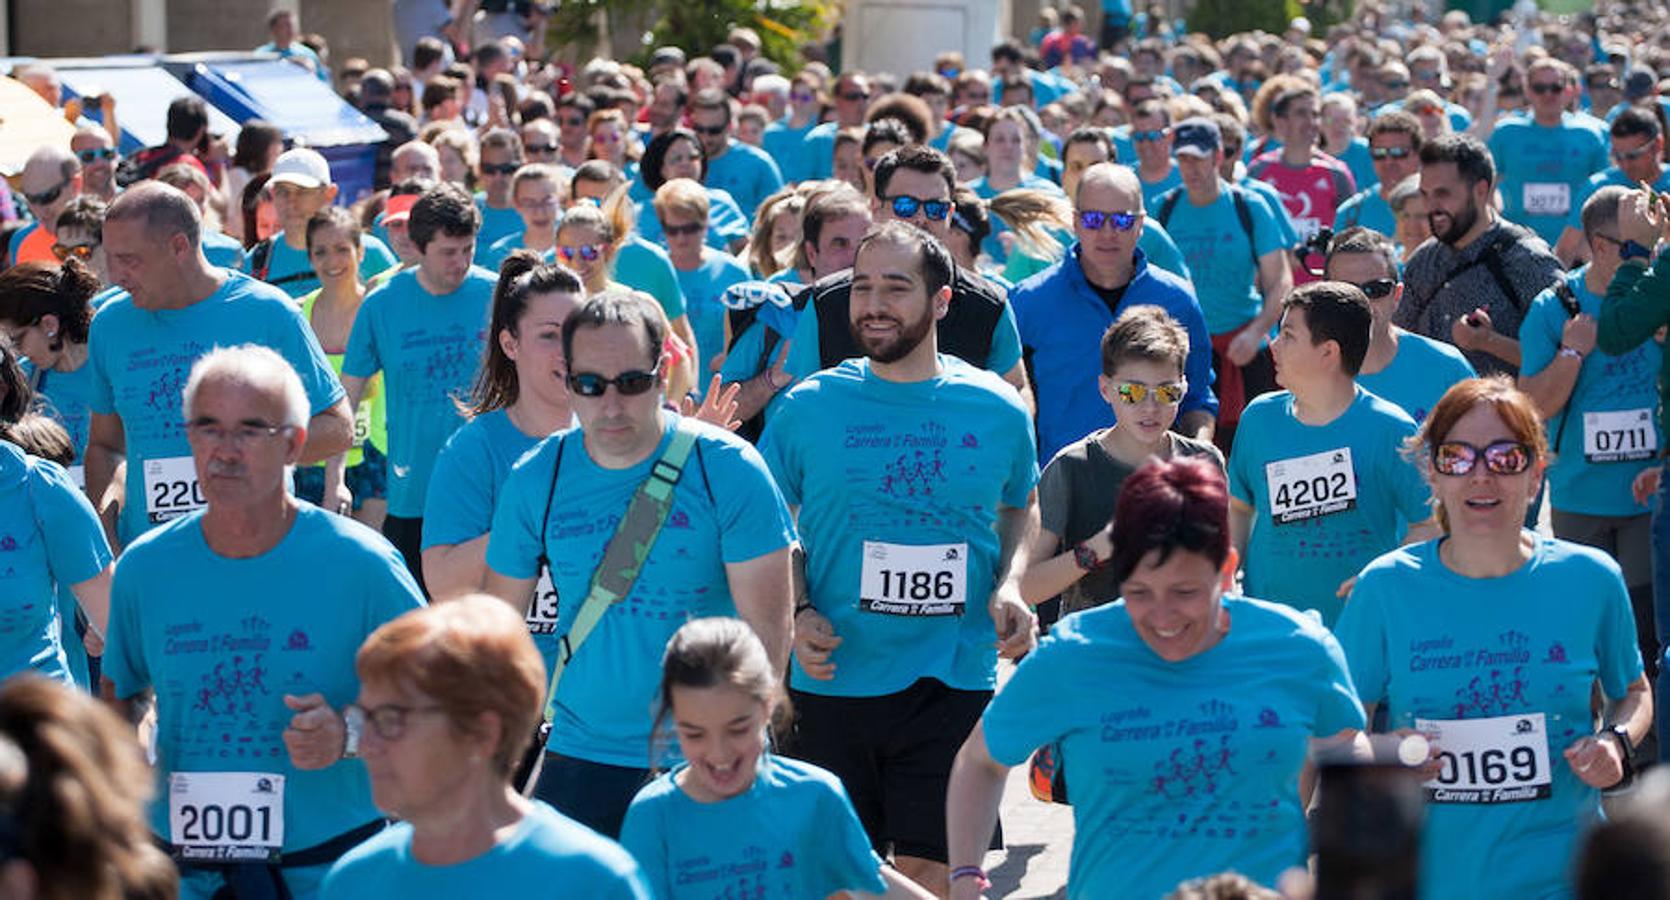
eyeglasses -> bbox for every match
[1132,129,1168,143]
[23,177,70,207]
[344,703,448,742]
[556,243,603,262]
[1114,380,1186,405]
[1077,209,1142,231]
[1614,143,1656,163]
[75,147,117,163]
[887,195,952,221]
[692,123,728,136]
[185,419,295,447]
[525,143,558,155]
[1412,69,1443,81]
[1528,82,1565,96]
[514,196,560,211]
[558,116,586,127]
[661,221,705,237]
[51,242,97,261]
[1432,440,1534,477]
[592,133,620,145]
[567,366,661,397]
[480,162,520,176]
[1370,146,1413,161]
[1350,277,1398,299]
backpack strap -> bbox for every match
[1476,232,1531,314]
[249,238,276,282]
[1155,187,1183,229]
[1227,185,1260,269]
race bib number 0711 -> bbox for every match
[1583,409,1657,463]
[168,771,285,861]
[1416,713,1551,804]
[859,541,968,616]
[1265,448,1357,525]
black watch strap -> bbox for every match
[1606,724,1635,788]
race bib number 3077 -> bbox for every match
[1416,713,1552,804]
[169,771,285,861]
[1264,448,1357,525]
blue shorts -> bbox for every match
[293,442,387,510]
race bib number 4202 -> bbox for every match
[168,771,285,861]
[859,541,968,616]
[1265,448,1357,525]
[144,456,207,524]
[1416,713,1552,804]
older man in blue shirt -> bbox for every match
[1010,163,1217,462]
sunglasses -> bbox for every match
[1132,129,1168,143]
[838,91,870,102]
[75,147,117,163]
[1412,69,1443,81]
[1114,380,1186,405]
[1432,440,1534,477]
[557,243,603,262]
[592,133,620,145]
[23,178,69,207]
[791,91,816,103]
[1370,146,1413,160]
[1351,278,1398,299]
[661,221,705,237]
[480,162,520,176]
[1528,82,1565,96]
[525,143,558,155]
[1078,210,1141,231]
[567,366,661,397]
[693,124,728,136]
[1614,144,1656,163]
[559,116,586,127]
[1382,80,1410,91]
[51,242,96,261]
[887,195,951,221]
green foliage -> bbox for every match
[545,0,837,72]
[1186,0,1290,38]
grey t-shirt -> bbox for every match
[1038,430,1224,616]
[1395,219,1562,377]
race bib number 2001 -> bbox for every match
[1416,713,1552,804]
[859,541,967,616]
[169,771,285,861]
[144,456,206,524]
[1265,448,1357,525]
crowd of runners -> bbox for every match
[1,1,1670,897]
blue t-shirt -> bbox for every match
[485,413,796,766]
[1335,537,1644,900]
[1138,163,1184,211]
[759,357,1039,696]
[322,800,650,900]
[1159,183,1288,333]
[1334,186,1397,238]
[799,122,839,181]
[614,236,689,322]
[202,229,248,271]
[0,444,110,682]
[1239,177,1302,246]
[342,266,495,517]
[636,187,750,252]
[982,596,1365,899]
[1519,268,1663,517]
[474,194,525,258]
[87,273,344,545]
[421,409,542,549]
[1488,114,1609,246]
[676,249,752,388]
[103,506,424,855]
[784,279,1025,381]
[1356,330,1476,424]
[479,230,541,274]
[762,119,819,184]
[705,140,785,222]
[245,232,399,299]
[1335,138,1377,200]
[1227,386,1431,627]
[619,755,886,900]
[25,357,99,467]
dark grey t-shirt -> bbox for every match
[1038,430,1224,615]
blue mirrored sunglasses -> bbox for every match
[1077,210,1142,232]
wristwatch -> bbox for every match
[1072,543,1101,572]
[341,705,364,760]
[1557,344,1584,361]
[1603,723,1634,789]
[1619,239,1653,261]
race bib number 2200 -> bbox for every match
[144,456,206,524]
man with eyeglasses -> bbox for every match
[554,93,596,170]
[1553,108,1670,267]
[102,344,422,899]
[472,128,527,257]
[760,222,1037,897]
[84,183,352,552]
[1517,186,1662,707]
[783,146,1033,409]
[8,145,83,267]
[1487,57,1610,248]
[483,291,794,837]
[1227,280,1439,628]
[1335,111,1425,240]
[1129,99,1182,210]
[519,117,563,170]
[244,149,397,299]
[1010,162,1217,463]
[1324,227,1474,425]
[481,165,561,270]
[689,88,783,222]
[644,79,688,142]
[70,127,120,203]
[802,72,873,181]
[655,177,750,390]
[343,184,496,591]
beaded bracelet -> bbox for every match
[950,865,991,890]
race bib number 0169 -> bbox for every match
[859,541,968,616]
[144,456,207,524]
[1416,713,1551,804]
[1583,409,1657,463]
[1265,448,1357,525]
[169,771,285,861]
[526,566,559,635]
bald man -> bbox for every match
[10,146,83,266]
[1008,162,1218,462]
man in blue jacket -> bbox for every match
[1010,163,1217,463]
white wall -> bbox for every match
[842,0,1012,78]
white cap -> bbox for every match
[270,148,332,189]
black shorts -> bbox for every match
[531,752,652,840]
[786,678,997,862]
[380,514,426,595]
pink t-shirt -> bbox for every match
[1247,150,1356,240]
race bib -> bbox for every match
[68,464,86,491]
[1523,182,1570,217]
[526,566,559,635]
[1294,217,1322,241]
[144,456,206,524]
[168,771,285,861]
[859,541,967,616]
[1265,448,1357,525]
[1417,713,1551,804]
[350,400,373,450]
[1582,408,1657,463]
